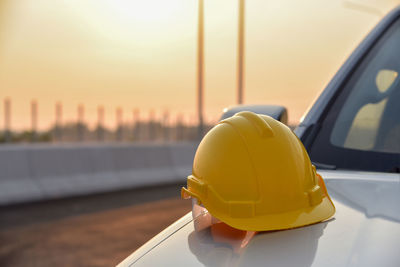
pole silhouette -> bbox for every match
[55,102,63,141]
[237,0,245,104]
[4,98,11,142]
[116,107,123,141]
[97,106,105,141]
[133,109,140,142]
[77,104,84,141]
[31,100,38,142]
[197,0,204,139]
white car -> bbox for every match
[119,6,400,267]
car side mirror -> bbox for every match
[220,105,288,125]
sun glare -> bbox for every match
[70,0,187,44]
[107,0,182,23]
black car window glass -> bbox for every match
[309,18,400,172]
[330,23,400,153]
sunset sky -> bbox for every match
[0,0,399,130]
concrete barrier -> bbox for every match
[0,142,197,205]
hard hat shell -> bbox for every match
[182,111,335,231]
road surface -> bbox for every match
[0,183,191,267]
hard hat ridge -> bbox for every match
[233,111,274,138]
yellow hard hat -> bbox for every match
[182,111,335,231]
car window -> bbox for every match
[330,22,400,153]
[309,18,400,172]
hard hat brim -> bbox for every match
[205,196,335,232]
[182,175,336,232]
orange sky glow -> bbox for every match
[0,0,399,130]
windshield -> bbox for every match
[309,18,400,172]
[330,21,400,153]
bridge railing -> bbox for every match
[0,142,197,205]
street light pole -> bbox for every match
[197,0,204,139]
[237,0,245,104]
